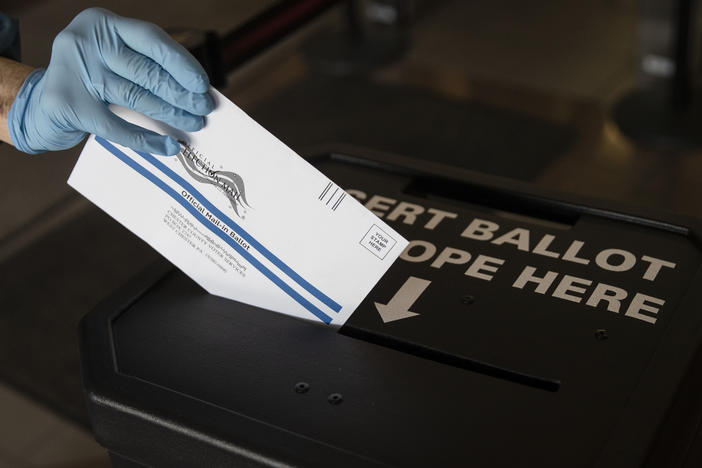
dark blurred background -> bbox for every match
[0,0,700,466]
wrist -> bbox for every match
[0,57,33,146]
[7,67,46,154]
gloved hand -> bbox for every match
[9,7,214,155]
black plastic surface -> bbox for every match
[80,149,702,467]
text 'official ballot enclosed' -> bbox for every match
[68,89,408,325]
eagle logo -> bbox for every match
[176,141,251,217]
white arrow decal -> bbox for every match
[374,276,431,323]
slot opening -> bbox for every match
[339,326,561,392]
[404,177,580,229]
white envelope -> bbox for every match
[68,89,408,326]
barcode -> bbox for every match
[319,181,346,211]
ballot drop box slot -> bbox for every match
[79,148,702,468]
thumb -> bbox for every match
[88,104,180,155]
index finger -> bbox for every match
[112,15,210,93]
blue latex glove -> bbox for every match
[9,8,214,155]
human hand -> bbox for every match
[9,7,214,155]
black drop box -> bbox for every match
[80,147,702,467]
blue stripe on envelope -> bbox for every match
[132,148,343,314]
[94,137,333,324]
